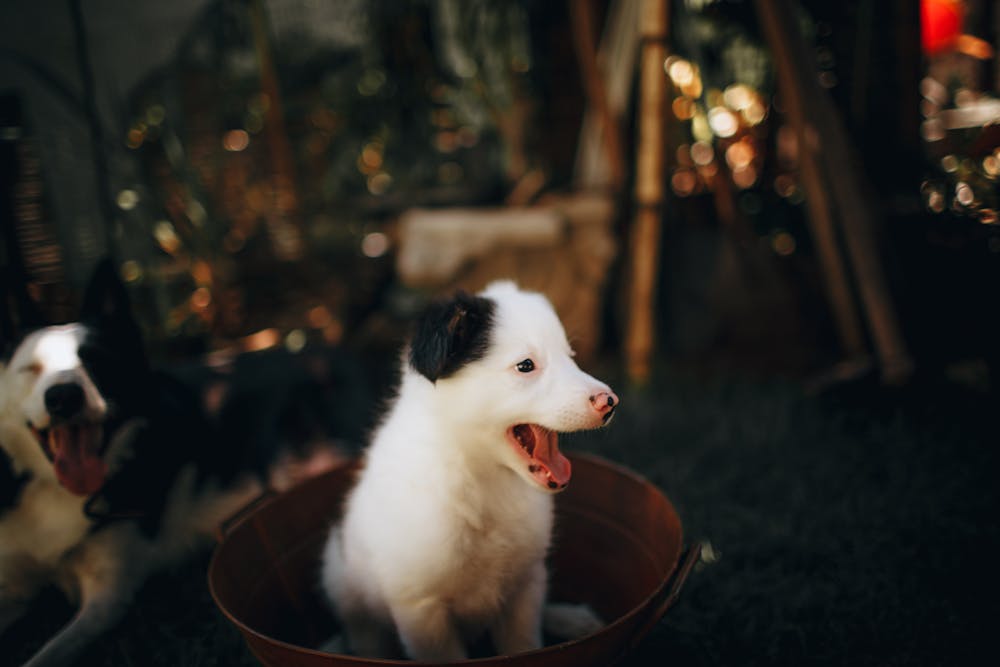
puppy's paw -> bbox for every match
[543,602,604,640]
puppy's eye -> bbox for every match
[20,362,42,375]
[516,359,535,373]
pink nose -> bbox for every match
[590,391,619,419]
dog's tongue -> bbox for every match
[531,425,571,486]
[49,424,106,496]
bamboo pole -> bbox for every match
[796,130,869,362]
[568,0,627,193]
[573,0,640,190]
[753,3,868,363]
[753,0,865,364]
[625,0,669,385]
[755,0,912,384]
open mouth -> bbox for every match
[30,421,108,496]
[506,424,571,491]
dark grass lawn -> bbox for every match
[4,369,999,666]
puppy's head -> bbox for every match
[409,281,618,493]
[0,260,147,496]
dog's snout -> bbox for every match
[44,383,86,420]
[589,390,619,417]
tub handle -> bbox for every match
[626,540,704,655]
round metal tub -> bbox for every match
[209,453,697,666]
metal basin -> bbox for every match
[209,453,696,666]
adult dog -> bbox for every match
[0,261,333,666]
[321,281,618,661]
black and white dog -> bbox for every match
[0,261,339,666]
[321,282,618,661]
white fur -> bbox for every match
[321,282,617,661]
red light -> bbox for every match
[921,0,963,56]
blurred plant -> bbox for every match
[112,0,542,352]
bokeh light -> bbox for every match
[666,57,694,87]
[285,329,307,353]
[116,189,139,210]
[707,107,738,138]
[121,260,142,283]
[723,84,754,111]
[955,182,974,206]
[154,220,181,254]
[676,144,694,167]
[983,155,999,177]
[361,232,390,257]
[671,169,698,196]
[367,172,392,195]
[190,287,212,311]
[774,174,797,198]
[672,96,696,120]
[725,140,754,170]
[222,129,250,152]
[771,230,796,256]
[741,100,767,125]
[690,141,714,166]
[126,128,144,149]
[732,165,758,189]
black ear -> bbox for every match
[409,292,495,382]
[80,258,132,325]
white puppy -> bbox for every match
[320,281,618,661]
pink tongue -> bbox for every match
[50,425,107,496]
[530,426,571,485]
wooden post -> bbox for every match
[625,0,669,385]
[755,0,913,384]
[573,0,640,191]
[753,0,868,364]
[796,131,869,363]
[568,0,627,193]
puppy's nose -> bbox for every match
[44,383,86,420]
[589,390,619,417]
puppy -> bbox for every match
[321,281,618,661]
[0,261,333,667]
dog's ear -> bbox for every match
[409,292,494,382]
[80,258,133,325]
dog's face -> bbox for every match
[0,261,148,496]
[409,281,618,493]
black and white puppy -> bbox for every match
[0,261,317,667]
[321,281,618,661]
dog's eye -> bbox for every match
[19,362,42,375]
[516,359,535,373]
